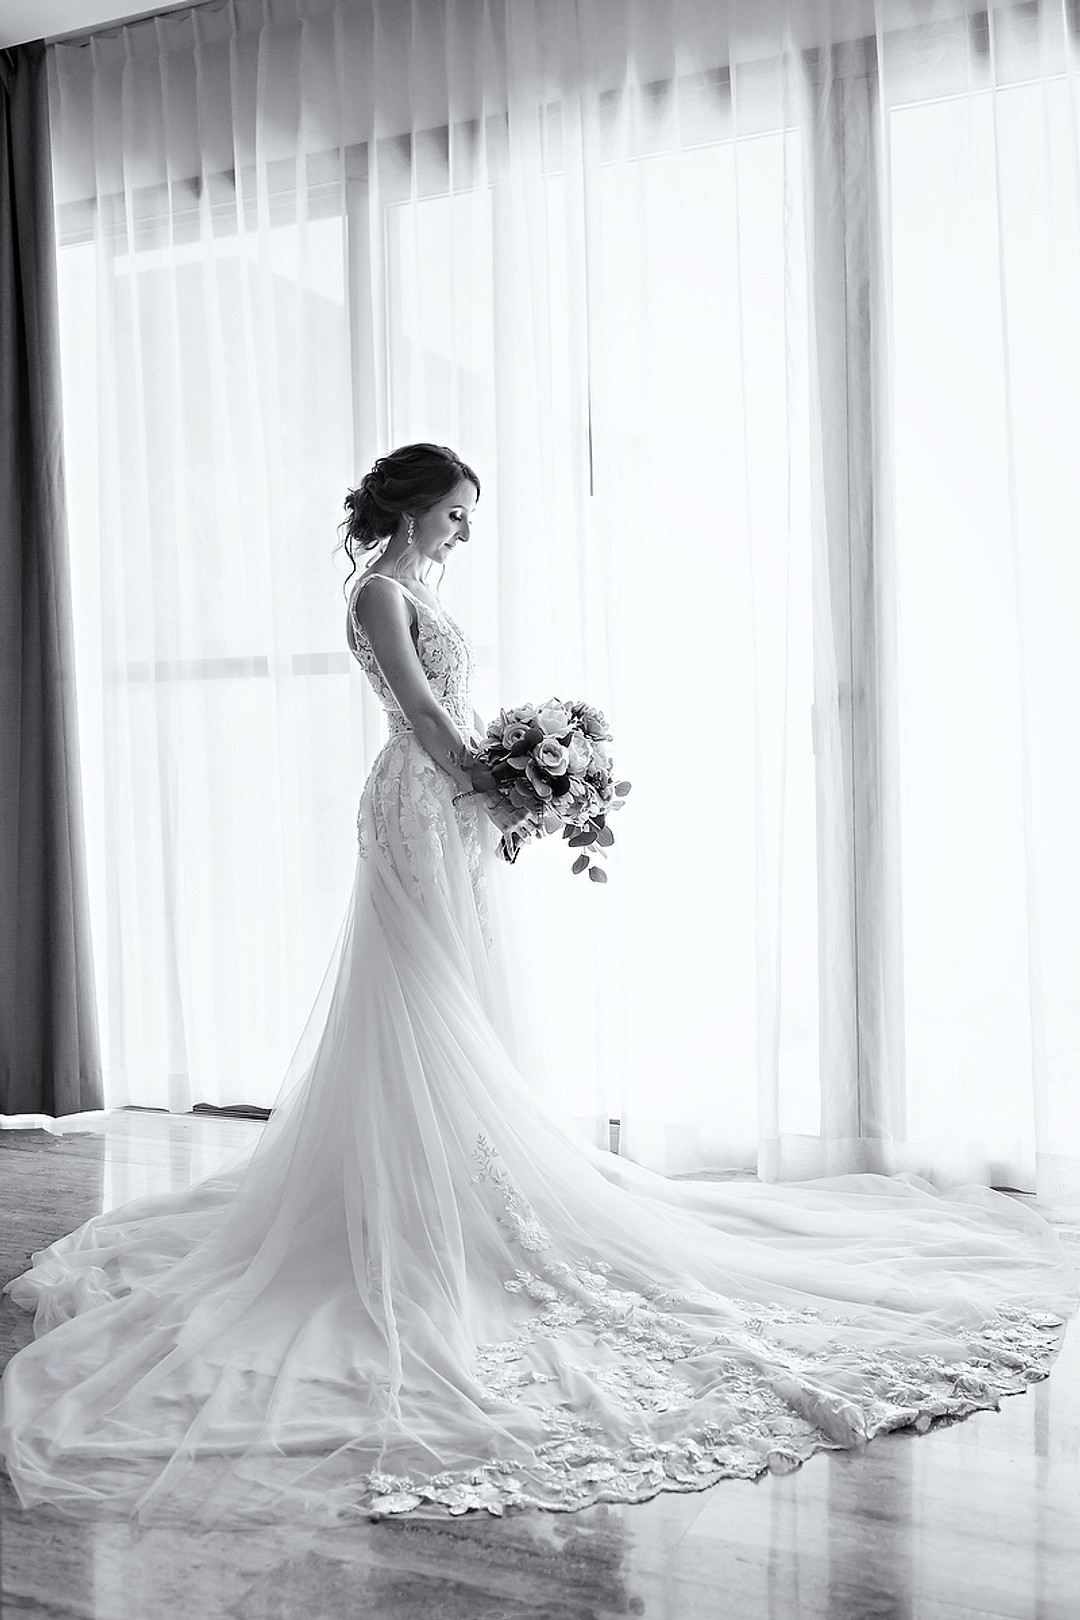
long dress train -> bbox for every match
[1,573,1075,1525]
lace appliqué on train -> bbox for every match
[355,1137,1063,1518]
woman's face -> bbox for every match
[413,479,477,565]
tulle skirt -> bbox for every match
[1,740,1075,1525]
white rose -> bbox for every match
[537,701,572,737]
[536,738,570,776]
[566,735,592,777]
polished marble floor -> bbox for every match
[2,1111,1079,1620]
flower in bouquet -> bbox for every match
[475,698,631,879]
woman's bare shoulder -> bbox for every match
[352,572,412,623]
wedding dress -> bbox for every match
[1,572,1075,1526]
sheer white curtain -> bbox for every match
[47,0,1080,1200]
[881,8,1080,1200]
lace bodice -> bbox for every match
[346,570,487,933]
[347,573,474,734]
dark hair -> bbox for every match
[339,442,480,586]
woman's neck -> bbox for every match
[378,537,432,586]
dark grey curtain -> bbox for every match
[0,41,102,1115]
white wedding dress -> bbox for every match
[1,574,1075,1526]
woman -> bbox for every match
[1,443,1075,1525]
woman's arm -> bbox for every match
[353,580,529,836]
[353,578,474,788]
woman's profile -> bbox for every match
[1,443,1074,1525]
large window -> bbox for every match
[49,0,1080,1196]
[58,188,359,1111]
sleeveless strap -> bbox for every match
[353,571,439,615]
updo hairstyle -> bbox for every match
[340,442,480,584]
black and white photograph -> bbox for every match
[1,0,1078,1615]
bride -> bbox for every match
[1,442,1075,1525]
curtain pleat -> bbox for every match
[762,35,906,1179]
[0,41,102,1117]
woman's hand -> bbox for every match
[478,790,533,838]
[461,762,533,837]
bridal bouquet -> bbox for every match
[472,700,631,880]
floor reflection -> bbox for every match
[75,1499,642,1620]
[827,1442,914,1620]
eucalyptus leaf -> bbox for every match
[588,865,608,883]
[572,853,590,875]
[614,781,632,796]
[596,826,615,847]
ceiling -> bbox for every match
[0,0,220,49]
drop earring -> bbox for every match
[394,513,417,583]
